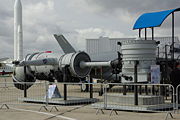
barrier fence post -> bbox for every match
[103,84,107,109]
[96,83,105,115]
[123,85,127,95]
[145,85,148,95]
[45,81,49,106]
[39,81,49,111]
[139,85,142,95]
[164,84,174,120]
[176,85,180,111]
[152,85,155,95]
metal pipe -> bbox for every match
[172,12,175,69]
[19,59,111,68]
[80,61,111,68]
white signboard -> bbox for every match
[48,84,61,99]
[151,65,160,84]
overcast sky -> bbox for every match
[0,0,180,58]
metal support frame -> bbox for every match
[90,76,93,98]
[103,84,107,109]
[152,85,155,95]
[24,65,27,98]
[101,67,103,81]
[110,109,118,116]
[172,12,175,69]
[134,60,139,105]
[139,85,142,95]
[50,106,59,112]
[152,27,154,40]
[39,106,48,111]
[157,47,160,59]
[45,81,49,106]
[123,85,127,95]
[165,112,173,120]
[139,29,141,38]
[145,28,147,40]
[0,104,9,109]
[63,65,69,101]
[175,84,180,112]
[165,45,169,83]
[145,85,148,95]
[64,84,67,100]
[96,108,118,116]
[96,108,104,115]
[38,79,49,111]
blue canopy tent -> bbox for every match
[133,8,180,30]
[133,8,180,67]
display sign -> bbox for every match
[151,65,160,84]
[48,84,61,99]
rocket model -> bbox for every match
[14,0,23,60]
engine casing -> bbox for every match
[13,51,91,90]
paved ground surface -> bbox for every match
[1,104,180,120]
[0,76,180,120]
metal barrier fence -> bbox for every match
[175,84,180,112]
[0,79,178,119]
[99,84,175,113]
[0,81,104,111]
[0,82,46,106]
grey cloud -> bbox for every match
[0,2,13,38]
[1,0,180,59]
[85,0,180,14]
[0,36,13,58]
[0,9,13,19]
[85,0,180,28]
[0,0,65,58]
[0,21,13,37]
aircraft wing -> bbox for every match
[54,34,76,54]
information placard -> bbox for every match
[151,65,160,84]
[48,84,61,99]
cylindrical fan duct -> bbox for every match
[59,52,91,78]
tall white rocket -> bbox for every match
[14,0,23,60]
